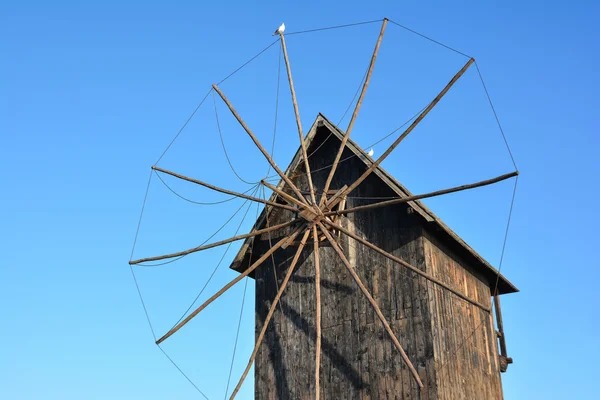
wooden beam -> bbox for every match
[280,221,305,249]
[155,225,304,345]
[320,18,388,205]
[279,33,317,206]
[212,84,309,206]
[322,219,491,312]
[261,179,310,211]
[324,171,518,217]
[312,224,322,400]
[494,294,508,357]
[129,220,295,265]
[317,222,424,389]
[152,166,298,213]
[323,184,348,211]
[341,58,475,197]
[230,228,312,399]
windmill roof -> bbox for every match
[229,113,518,295]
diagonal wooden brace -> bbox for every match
[317,222,424,389]
[130,220,295,265]
[341,58,475,198]
[212,84,309,206]
[155,224,304,344]
[320,18,389,204]
[152,166,298,213]
[322,219,491,312]
[230,228,312,399]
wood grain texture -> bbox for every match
[231,229,311,399]
[423,230,504,399]
[313,225,322,400]
[318,221,423,388]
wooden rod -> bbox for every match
[317,222,424,389]
[342,58,475,197]
[494,294,508,357]
[152,166,298,213]
[212,84,309,205]
[279,33,317,206]
[155,225,303,345]
[230,228,311,399]
[320,18,388,205]
[261,179,310,211]
[322,219,491,312]
[281,222,305,249]
[312,224,322,400]
[129,220,295,265]
[325,171,518,217]
[323,184,348,211]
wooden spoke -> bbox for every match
[321,219,491,312]
[323,184,348,211]
[152,166,298,213]
[317,222,425,389]
[261,179,310,211]
[129,220,295,265]
[212,84,309,205]
[320,19,388,205]
[279,33,317,205]
[312,224,322,400]
[230,228,312,399]
[324,171,518,217]
[155,225,304,345]
[342,58,475,198]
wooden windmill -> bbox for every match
[130,18,518,399]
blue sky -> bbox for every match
[1,1,599,399]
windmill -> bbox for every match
[129,18,518,399]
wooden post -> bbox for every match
[322,219,491,312]
[312,224,322,400]
[320,18,388,205]
[129,220,295,265]
[494,294,507,357]
[341,58,475,197]
[212,84,309,205]
[494,294,512,372]
[279,33,317,206]
[325,171,518,217]
[155,225,304,345]
[230,228,312,399]
[318,222,425,389]
[152,166,297,212]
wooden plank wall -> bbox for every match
[253,123,504,399]
[423,230,503,400]
[254,125,436,399]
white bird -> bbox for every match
[367,148,374,157]
[273,23,285,36]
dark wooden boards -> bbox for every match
[250,122,508,399]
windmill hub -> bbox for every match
[296,186,348,225]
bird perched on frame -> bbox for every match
[273,23,285,36]
[367,148,374,157]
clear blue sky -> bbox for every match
[1,1,598,399]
